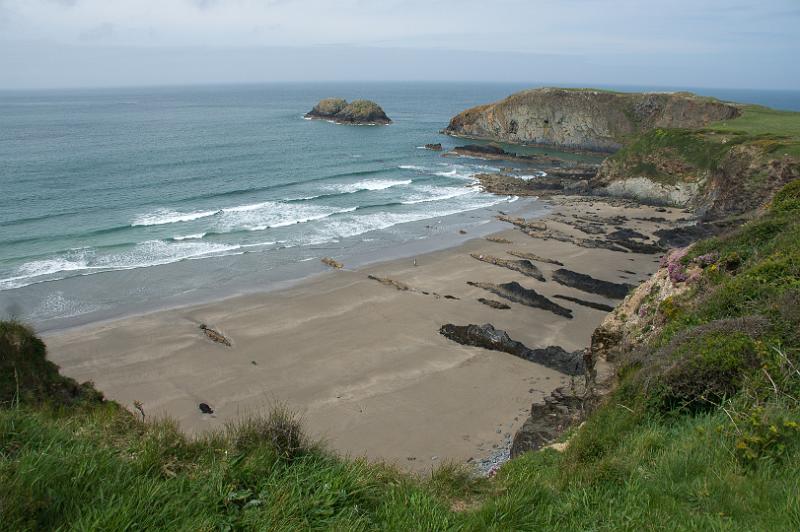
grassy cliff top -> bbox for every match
[711,105,800,157]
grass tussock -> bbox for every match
[228,403,314,461]
[2,181,800,529]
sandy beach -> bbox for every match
[44,196,684,473]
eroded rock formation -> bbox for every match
[467,281,572,318]
[551,269,633,300]
[439,323,584,375]
[469,253,546,282]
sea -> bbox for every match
[2,82,799,331]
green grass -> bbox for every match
[710,105,800,158]
[606,128,737,184]
[603,104,800,187]
[712,106,800,139]
[2,181,800,530]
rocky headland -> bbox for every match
[444,88,740,152]
[443,87,800,216]
[305,98,392,125]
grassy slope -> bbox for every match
[2,182,800,530]
[604,105,800,186]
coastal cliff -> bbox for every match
[510,179,800,468]
[444,88,740,152]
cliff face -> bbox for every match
[444,88,740,152]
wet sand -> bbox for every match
[44,196,684,473]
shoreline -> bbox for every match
[25,196,539,334]
[44,195,686,473]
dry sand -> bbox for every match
[44,197,685,473]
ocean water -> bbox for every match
[1,82,798,330]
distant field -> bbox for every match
[711,106,800,157]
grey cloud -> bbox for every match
[79,22,114,42]
[0,0,797,89]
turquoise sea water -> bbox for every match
[1,83,798,330]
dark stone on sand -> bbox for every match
[553,294,615,312]
[507,250,564,266]
[470,253,546,282]
[199,403,214,414]
[467,281,572,318]
[368,275,410,291]
[551,269,633,300]
[199,324,231,346]
[439,323,584,375]
[605,229,665,253]
[478,298,511,310]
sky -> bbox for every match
[0,0,798,90]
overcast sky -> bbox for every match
[0,0,798,90]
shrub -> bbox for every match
[734,407,800,465]
[229,404,312,461]
[770,179,800,213]
[628,319,767,413]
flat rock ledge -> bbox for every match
[439,323,584,375]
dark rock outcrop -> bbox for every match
[477,298,511,310]
[470,253,546,282]
[424,143,443,151]
[467,281,572,318]
[553,294,615,312]
[653,217,740,248]
[510,386,588,457]
[439,323,584,375]
[507,250,564,266]
[305,98,391,125]
[551,269,633,300]
[367,275,410,291]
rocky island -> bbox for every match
[305,97,392,125]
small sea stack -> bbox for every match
[305,98,392,125]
